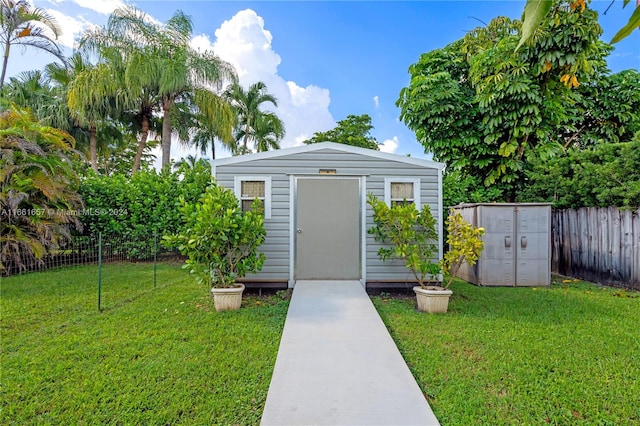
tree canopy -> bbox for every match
[520,136,640,208]
[0,107,83,273]
[397,1,621,200]
[225,81,284,155]
[518,0,640,47]
[304,114,379,150]
[79,6,237,168]
[0,0,64,90]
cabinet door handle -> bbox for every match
[505,236,511,249]
[521,236,527,249]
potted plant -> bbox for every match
[368,194,442,311]
[164,183,266,311]
[368,196,485,313]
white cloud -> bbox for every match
[45,9,91,48]
[294,134,309,147]
[212,10,280,81]
[203,8,335,150]
[373,95,379,109]
[379,136,399,154]
[42,0,125,15]
[190,34,213,54]
[115,8,336,165]
[70,0,125,15]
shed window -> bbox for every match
[390,182,414,205]
[384,178,421,208]
[240,181,265,211]
[234,176,272,219]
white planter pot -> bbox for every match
[211,284,245,311]
[413,286,453,313]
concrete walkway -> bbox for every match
[261,280,440,426]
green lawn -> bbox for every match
[1,263,289,425]
[4,265,639,425]
[373,278,640,425]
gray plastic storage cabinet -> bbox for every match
[453,203,551,287]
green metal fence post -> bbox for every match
[153,230,158,288]
[98,232,103,311]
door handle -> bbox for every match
[505,236,511,249]
[297,228,302,234]
[521,236,527,249]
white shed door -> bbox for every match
[295,178,360,280]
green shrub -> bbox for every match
[78,161,212,255]
[367,194,439,288]
[439,210,485,289]
[163,183,266,288]
[520,137,640,208]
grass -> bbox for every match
[372,277,640,425]
[1,263,289,425]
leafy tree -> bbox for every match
[397,3,607,200]
[64,55,122,173]
[520,136,640,208]
[191,114,236,160]
[0,107,83,273]
[225,81,284,154]
[442,171,505,208]
[80,6,236,168]
[570,69,640,147]
[518,0,640,46]
[304,114,379,150]
[0,0,64,90]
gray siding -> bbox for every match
[214,147,442,284]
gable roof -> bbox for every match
[211,142,445,171]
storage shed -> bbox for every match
[453,203,552,287]
[211,142,445,288]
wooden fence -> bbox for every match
[552,207,640,291]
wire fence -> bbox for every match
[2,232,182,310]
[2,232,172,277]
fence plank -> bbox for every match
[551,207,640,291]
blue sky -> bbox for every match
[8,1,640,162]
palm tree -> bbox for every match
[83,6,237,169]
[191,109,238,160]
[3,61,89,163]
[65,55,120,173]
[157,31,236,168]
[1,69,54,113]
[0,0,64,90]
[225,81,284,154]
[0,106,83,273]
[173,154,211,170]
[237,111,284,153]
[47,54,127,174]
[79,18,162,175]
